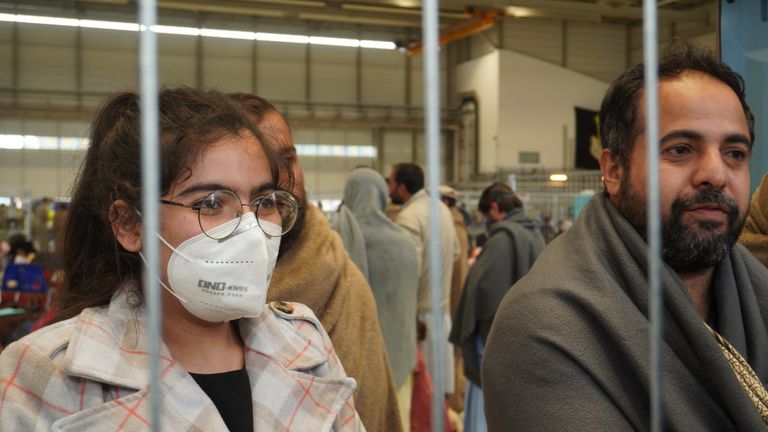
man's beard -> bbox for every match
[278,187,308,259]
[390,191,404,205]
[617,175,745,273]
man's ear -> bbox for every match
[109,200,142,252]
[397,183,409,199]
[600,148,624,198]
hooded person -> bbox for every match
[335,167,419,430]
[232,93,402,432]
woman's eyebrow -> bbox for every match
[176,183,229,198]
[251,183,276,198]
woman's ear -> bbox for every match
[109,199,142,252]
[600,148,624,198]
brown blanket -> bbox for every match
[268,204,402,432]
[740,174,768,267]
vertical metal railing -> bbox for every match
[421,0,445,431]
[643,1,663,431]
[138,1,162,431]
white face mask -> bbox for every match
[145,212,280,322]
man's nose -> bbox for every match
[692,147,727,190]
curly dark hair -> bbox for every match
[57,87,282,320]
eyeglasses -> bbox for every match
[160,189,299,240]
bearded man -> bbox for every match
[232,94,402,432]
[482,42,768,431]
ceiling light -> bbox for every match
[360,40,398,49]
[200,28,255,40]
[549,174,568,182]
[152,25,200,36]
[506,7,537,18]
[309,36,359,47]
[0,13,395,50]
[79,19,139,31]
[255,32,310,44]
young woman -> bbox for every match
[0,88,364,431]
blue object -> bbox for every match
[1,263,48,294]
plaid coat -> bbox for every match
[0,289,365,431]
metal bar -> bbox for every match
[195,32,203,88]
[356,46,362,105]
[305,43,311,102]
[138,1,162,431]
[643,1,663,431]
[11,22,18,105]
[421,0,444,431]
[76,27,82,109]
[251,40,258,93]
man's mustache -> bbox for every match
[670,189,739,220]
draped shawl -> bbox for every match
[337,168,419,388]
[333,205,369,279]
[268,204,402,432]
[483,192,768,431]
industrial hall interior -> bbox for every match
[3,0,768,431]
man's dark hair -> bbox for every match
[393,163,424,194]
[478,182,523,214]
[600,41,755,169]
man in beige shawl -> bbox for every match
[739,174,768,266]
[233,94,402,432]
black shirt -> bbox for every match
[190,368,253,432]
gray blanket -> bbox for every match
[336,168,419,387]
[482,192,768,431]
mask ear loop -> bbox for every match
[135,208,191,305]
[138,249,191,305]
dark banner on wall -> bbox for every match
[574,107,601,170]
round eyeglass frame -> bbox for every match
[160,189,299,240]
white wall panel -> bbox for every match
[18,24,78,92]
[156,35,196,86]
[202,38,252,92]
[409,52,448,107]
[310,46,356,104]
[502,19,563,65]
[0,42,11,89]
[0,23,13,89]
[256,42,306,102]
[566,22,626,83]
[361,50,406,105]
[291,127,378,200]
[58,121,91,138]
[0,148,84,197]
[628,24,715,68]
[82,47,138,92]
[20,120,59,136]
[0,150,24,196]
[469,32,496,59]
[81,28,137,50]
[381,130,413,172]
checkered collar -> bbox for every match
[62,287,331,389]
